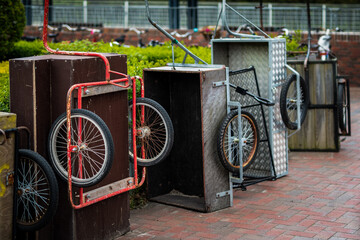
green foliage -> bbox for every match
[48,40,211,76]
[0,62,10,112]
[0,0,26,61]
[8,40,47,60]
[286,30,307,53]
[0,40,211,113]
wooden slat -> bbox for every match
[287,61,337,151]
[73,84,128,98]
[82,177,134,203]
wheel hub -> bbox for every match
[137,126,151,138]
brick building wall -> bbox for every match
[23,26,360,86]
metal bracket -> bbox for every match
[230,176,243,184]
[216,190,231,198]
[6,171,14,186]
[213,81,226,87]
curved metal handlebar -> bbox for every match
[222,2,269,39]
[229,83,275,106]
[43,0,111,81]
[144,0,207,65]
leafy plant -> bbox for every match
[286,30,307,52]
[0,40,211,112]
[0,0,26,61]
[0,62,10,112]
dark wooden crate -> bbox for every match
[9,54,130,239]
[143,66,231,213]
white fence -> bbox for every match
[25,2,360,32]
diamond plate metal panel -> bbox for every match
[212,38,288,179]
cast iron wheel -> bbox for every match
[280,74,309,130]
[217,110,259,173]
[16,149,59,232]
[48,109,114,188]
[128,98,174,167]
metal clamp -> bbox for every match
[0,129,6,145]
[212,81,226,87]
[216,190,231,198]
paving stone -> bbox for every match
[116,87,360,240]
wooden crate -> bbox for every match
[143,66,231,212]
[0,112,16,240]
[287,59,339,151]
[10,54,130,239]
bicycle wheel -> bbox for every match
[16,149,59,232]
[48,109,114,187]
[280,74,309,130]
[217,110,259,173]
[337,83,348,133]
[128,98,174,166]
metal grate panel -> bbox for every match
[212,38,288,179]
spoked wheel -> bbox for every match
[217,110,259,173]
[48,109,114,188]
[337,82,348,134]
[280,74,309,130]
[129,98,174,167]
[16,149,59,232]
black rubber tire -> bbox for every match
[128,98,174,167]
[280,74,309,130]
[337,83,347,133]
[16,149,59,232]
[48,109,114,188]
[217,110,259,173]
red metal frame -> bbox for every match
[43,0,146,209]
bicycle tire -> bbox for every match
[128,98,174,166]
[48,109,114,188]
[16,149,59,232]
[217,110,259,173]
[280,74,309,130]
[337,83,348,133]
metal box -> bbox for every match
[212,38,288,178]
[144,66,231,212]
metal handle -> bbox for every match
[144,0,208,65]
[229,84,275,106]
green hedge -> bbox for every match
[0,62,10,112]
[0,40,211,112]
[0,0,26,61]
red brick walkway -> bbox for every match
[119,87,360,240]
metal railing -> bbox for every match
[25,3,360,32]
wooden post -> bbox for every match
[0,112,16,240]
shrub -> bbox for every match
[0,62,10,112]
[0,0,26,61]
[0,40,211,111]
[8,40,47,60]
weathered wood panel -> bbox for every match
[144,66,230,212]
[0,112,16,240]
[287,60,338,151]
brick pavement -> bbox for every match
[118,87,360,240]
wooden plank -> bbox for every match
[287,61,338,151]
[0,112,16,240]
[83,177,133,203]
[326,109,336,149]
[73,83,128,98]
